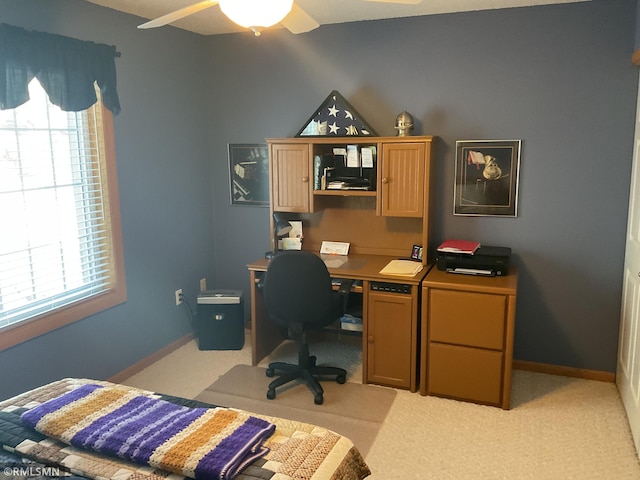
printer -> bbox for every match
[436,246,511,276]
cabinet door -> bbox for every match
[270,143,312,213]
[366,290,414,388]
[378,142,425,217]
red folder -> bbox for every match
[437,240,481,255]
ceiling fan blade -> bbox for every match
[365,0,422,4]
[138,0,219,29]
[280,3,319,34]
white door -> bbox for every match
[617,74,640,455]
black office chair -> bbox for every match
[262,250,351,405]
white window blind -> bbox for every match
[0,80,116,329]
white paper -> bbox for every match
[361,147,374,168]
[320,241,350,255]
[346,145,360,168]
[333,148,347,157]
[280,237,302,250]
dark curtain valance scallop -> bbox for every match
[0,24,121,115]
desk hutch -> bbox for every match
[267,136,434,254]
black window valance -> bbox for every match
[0,24,121,115]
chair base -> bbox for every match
[266,355,346,405]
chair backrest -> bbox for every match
[263,251,336,327]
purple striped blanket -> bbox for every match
[21,384,275,480]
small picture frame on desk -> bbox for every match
[411,245,423,261]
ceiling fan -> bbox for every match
[138,0,423,36]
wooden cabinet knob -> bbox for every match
[368,336,374,343]
[381,177,389,184]
[302,176,309,183]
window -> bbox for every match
[0,80,126,350]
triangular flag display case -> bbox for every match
[296,90,378,137]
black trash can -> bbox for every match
[196,290,244,350]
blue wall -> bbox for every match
[0,0,637,399]
[636,0,640,49]
[205,0,638,373]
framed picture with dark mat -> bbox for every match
[454,139,521,217]
[228,143,269,206]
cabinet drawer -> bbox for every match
[429,289,505,349]
[428,343,503,405]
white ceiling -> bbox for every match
[82,0,589,36]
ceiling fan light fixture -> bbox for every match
[218,0,294,33]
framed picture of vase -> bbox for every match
[454,140,521,217]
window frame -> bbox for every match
[0,102,127,352]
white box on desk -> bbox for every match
[340,314,363,332]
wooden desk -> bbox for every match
[255,136,435,392]
[247,253,428,391]
[420,267,518,409]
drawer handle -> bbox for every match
[381,177,389,184]
[302,176,309,183]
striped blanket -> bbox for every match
[20,384,275,480]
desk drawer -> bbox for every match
[429,289,505,349]
[428,343,503,405]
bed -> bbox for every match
[0,378,371,480]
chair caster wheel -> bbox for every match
[267,389,276,400]
[337,374,346,384]
[314,393,323,405]
[266,368,274,377]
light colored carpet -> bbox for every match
[195,364,395,457]
[121,332,640,479]
[367,373,640,479]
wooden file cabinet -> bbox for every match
[420,267,518,409]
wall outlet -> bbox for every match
[175,289,183,306]
[200,278,207,292]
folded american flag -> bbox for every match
[21,384,275,480]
